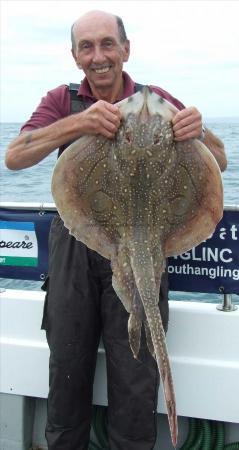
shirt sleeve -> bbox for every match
[20,85,71,132]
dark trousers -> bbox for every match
[41,216,169,450]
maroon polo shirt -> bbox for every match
[20,71,184,133]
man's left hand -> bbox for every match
[172,107,203,141]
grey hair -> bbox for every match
[71,14,128,51]
[116,15,128,42]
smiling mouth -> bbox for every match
[93,66,111,74]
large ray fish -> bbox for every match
[51,87,223,448]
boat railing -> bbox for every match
[0,202,238,310]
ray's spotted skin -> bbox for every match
[51,87,223,448]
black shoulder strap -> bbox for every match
[69,83,90,114]
[134,82,145,93]
[69,82,80,92]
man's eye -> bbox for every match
[102,40,113,48]
[80,42,91,50]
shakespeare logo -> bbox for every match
[0,221,38,267]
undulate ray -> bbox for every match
[51,87,223,448]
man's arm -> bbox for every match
[5,101,121,170]
[172,107,227,172]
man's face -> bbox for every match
[72,14,130,94]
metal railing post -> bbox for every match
[217,289,238,312]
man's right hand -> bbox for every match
[78,100,122,139]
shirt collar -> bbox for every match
[77,71,136,102]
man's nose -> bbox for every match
[92,45,106,63]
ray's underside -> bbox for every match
[52,87,223,447]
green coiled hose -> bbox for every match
[89,406,109,450]
[183,417,194,449]
[88,408,239,450]
[224,444,239,449]
[92,406,109,449]
[88,442,102,450]
[201,419,213,449]
[213,420,225,450]
[180,417,200,450]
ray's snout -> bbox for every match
[120,87,178,125]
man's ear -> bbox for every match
[71,48,82,69]
[123,39,130,62]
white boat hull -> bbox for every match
[1,289,239,448]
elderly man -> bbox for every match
[6,10,227,450]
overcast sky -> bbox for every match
[1,0,239,122]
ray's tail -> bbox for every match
[130,250,178,449]
[128,312,155,359]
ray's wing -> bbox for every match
[52,134,128,260]
[163,139,223,256]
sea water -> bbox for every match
[0,119,239,304]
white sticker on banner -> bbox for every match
[0,221,38,267]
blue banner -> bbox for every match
[0,206,238,294]
[0,207,56,281]
[168,209,239,294]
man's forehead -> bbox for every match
[73,12,119,40]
